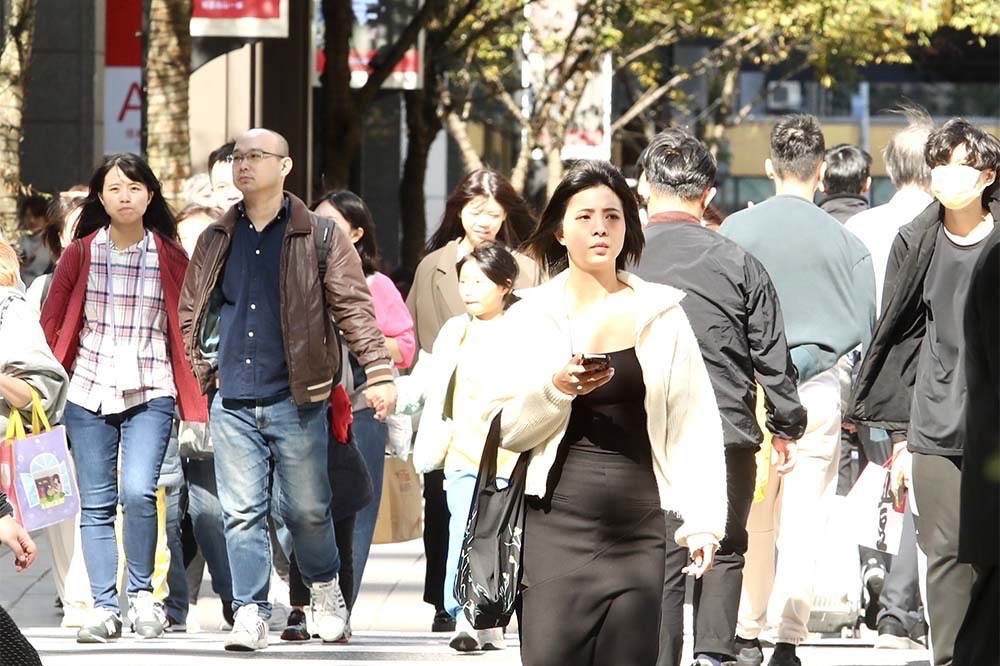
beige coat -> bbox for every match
[486,270,727,551]
[407,239,542,352]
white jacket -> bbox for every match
[487,270,727,550]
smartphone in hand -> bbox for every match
[581,353,611,371]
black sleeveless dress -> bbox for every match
[520,347,666,666]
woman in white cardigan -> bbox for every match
[395,242,522,653]
[487,161,727,666]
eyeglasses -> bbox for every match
[227,149,287,164]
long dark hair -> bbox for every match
[456,241,521,310]
[521,160,645,276]
[311,190,382,275]
[74,153,177,240]
[427,169,535,253]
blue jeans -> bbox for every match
[184,458,234,605]
[210,393,340,618]
[63,397,174,611]
[164,482,189,623]
[444,471,478,619]
[350,408,386,599]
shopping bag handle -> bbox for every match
[5,404,26,442]
[29,388,51,433]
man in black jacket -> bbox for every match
[634,129,807,666]
[851,118,1000,666]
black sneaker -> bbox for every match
[734,637,763,666]
[280,609,310,641]
[77,609,123,643]
[875,616,913,649]
[767,644,801,666]
[432,608,456,633]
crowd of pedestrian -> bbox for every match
[0,108,996,666]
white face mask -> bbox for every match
[931,164,989,210]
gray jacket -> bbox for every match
[0,287,68,432]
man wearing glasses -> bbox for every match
[179,128,396,651]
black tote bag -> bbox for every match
[453,411,529,630]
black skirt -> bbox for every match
[520,347,666,666]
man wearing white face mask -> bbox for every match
[850,118,1000,666]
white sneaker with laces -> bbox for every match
[310,578,349,643]
[128,591,166,639]
[224,604,268,651]
[477,626,505,651]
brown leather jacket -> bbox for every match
[178,192,393,405]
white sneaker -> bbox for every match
[449,614,478,652]
[224,604,268,651]
[128,591,166,639]
[478,626,505,651]
[310,578,349,643]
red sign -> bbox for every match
[105,0,142,66]
[192,0,281,19]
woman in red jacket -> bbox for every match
[40,153,206,644]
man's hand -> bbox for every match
[890,442,912,504]
[365,382,398,420]
[682,543,718,579]
[771,437,798,475]
[0,515,37,572]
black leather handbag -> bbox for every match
[453,411,528,630]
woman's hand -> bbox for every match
[552,354,614,397]
[683,542,717,579]
[0,515,36,572]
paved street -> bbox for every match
[4,535,932,665]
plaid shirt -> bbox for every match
[67,228,175,415]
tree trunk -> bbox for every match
[0,0,37,242]
[509,129,533,195]
[443,110,483,173]
[545,144,564,199]
[321,0,361,191]
[399,87,442,270]
[146,0,192,213]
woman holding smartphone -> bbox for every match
[41,153,206,644]
[488,160,726,665]
[406,169,540,632]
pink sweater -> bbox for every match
[368,272,416,369]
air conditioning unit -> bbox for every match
[766,81,804,112]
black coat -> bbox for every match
[849,196,1000,432]
[635,214,807,448]
[959,230,999,565]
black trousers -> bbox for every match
[954,564,998,666]
[288,515,356,609]
[660,447,756,665]
[876,500,924,631]
[421,468,450,610]
[912,453,976,666]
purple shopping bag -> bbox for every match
[5,392,79,531]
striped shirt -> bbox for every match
[67,228,175,415]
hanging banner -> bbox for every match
[314,0,422,90]
[561,54,613,162]
[191,0,289,38]
[105,0,143,155]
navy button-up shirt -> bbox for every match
[218,198,290,400]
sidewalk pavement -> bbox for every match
[4,531,931,665]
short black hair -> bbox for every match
[925,118,1000,202]
[457,241,521,310]
[770,114,826,182]
[521,160,644,276]
[884,106,933,189]
[207,141,235,173]
[638,128,717,200]
[822,144,872,196]
[17,187,49,224]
